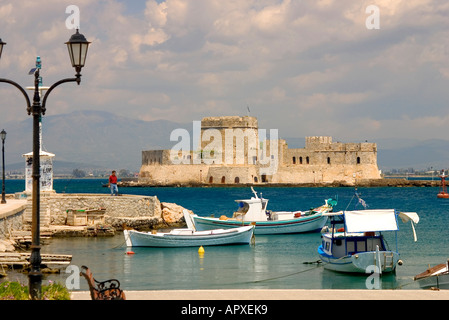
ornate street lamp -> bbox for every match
[1,129,6,204]
[0,30,90,299]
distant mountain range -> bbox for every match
[3,110,190,172]
[2,110,448,173]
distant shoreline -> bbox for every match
[118,178,442,188]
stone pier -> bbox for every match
[1,193,190,243]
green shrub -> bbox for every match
[0,280,71,300]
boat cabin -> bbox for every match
[231,187,269,221]
[321,209,397,258]
[233,197,269,221]
[321,232,387,258]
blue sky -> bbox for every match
[0,0,448,143]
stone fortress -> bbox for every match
[138,116,381,186]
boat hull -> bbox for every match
[124,226,254,247]
[318,245,399,274]
[193,214,328,235]
[416,274,449,289]
[414,262,449,289]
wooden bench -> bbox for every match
[80,265,126,300]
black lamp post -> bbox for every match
[0,30,90,300]
[1,129,6,204]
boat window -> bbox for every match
[367,237,385,251]
[236,202,249,213]
[325,241,330,251]
[346,240,355,254]
[357,240,366,252]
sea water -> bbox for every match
[2,179,449,291]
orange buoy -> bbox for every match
[437,170,449,199]
[126,251,135,255]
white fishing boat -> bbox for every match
[191,187,336,235]
[318,209,419,274]
[123,210,255,247]
[414,260,449,289]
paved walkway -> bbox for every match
[0,199,27,218]
[71,289,449,300]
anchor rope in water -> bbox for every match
[205,263,324,288]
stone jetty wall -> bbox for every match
[43,193,189,231]
[0,201,26,241]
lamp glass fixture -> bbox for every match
[65,29,90,69]
[0,130,6,142]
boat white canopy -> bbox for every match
[324,209,420,241]
[344,209,398,233]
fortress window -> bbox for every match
[357,157,361,164]
[292,157,296,164]
[209,176,213,183]
[221,176,226,184]
[300,157,303,164]
[254,177,258,183]
[306,157,310,164]
[234,177,240,184]
[327,157,331,165]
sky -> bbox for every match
[0,0,449,143]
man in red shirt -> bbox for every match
[109,170,118,196]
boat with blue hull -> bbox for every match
[318,209,419,274]
[191,188,336,235]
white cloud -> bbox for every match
[0,0,448,143]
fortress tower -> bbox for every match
[200,116,259,165]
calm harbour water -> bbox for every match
[3,179,449,291]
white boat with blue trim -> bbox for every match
[124,210,255,247]
[318,209,419,274]
[191,188,336,235]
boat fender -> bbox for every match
[337,227,345,232]
[294,212,302,218]
[398,260,403,265]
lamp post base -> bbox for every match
[28,245,42,300]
